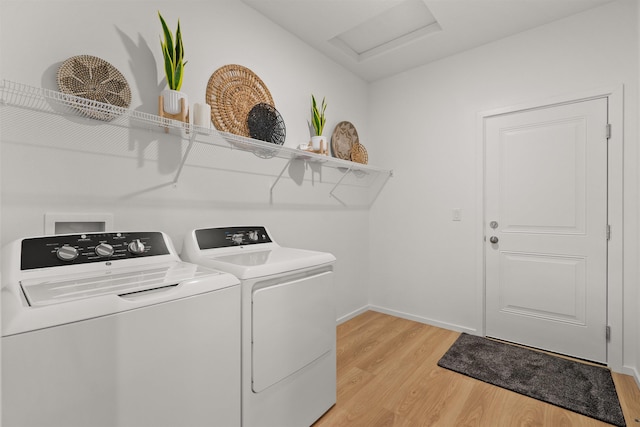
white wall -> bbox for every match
[2,0,639,381]
[368,0,639,375]
[0,0,373,319]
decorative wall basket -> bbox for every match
[247,103,285,144]
[246,103,286,159]
[331,121,359,160]
[57,55,131,121]
[206,64,274,136]
[350,142,368,164]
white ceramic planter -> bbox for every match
[311,135,327,151]
[161,89,188,115]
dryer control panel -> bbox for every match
[195,226,272,249]
[20,232,171,270]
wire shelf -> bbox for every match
[1,79,187,130]
[0,79,393,205]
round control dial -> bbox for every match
[128,239,145,255]
[95,243,114,257]
[56,245,79,261]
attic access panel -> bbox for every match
[329,0,442,61]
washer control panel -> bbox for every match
[20,232,170,270]
[195,226,272,250]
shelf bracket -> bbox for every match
[329,166,353,200]
[270,159,292,196]
[172,130,198,185]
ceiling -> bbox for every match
[241,0,617,82]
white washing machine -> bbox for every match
[182,226,337,427]
[2,231,241,427]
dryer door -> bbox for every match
[251,270,334,393]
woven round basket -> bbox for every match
[331,121,359,160]
[206,64,274,136]
[247,103,286,145]
[350,142,368,164]
[247,103,286,159]
[57,55,131,121]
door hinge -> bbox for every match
[606,325,611,341]
[606,124,611,139]
[606,224,611,240]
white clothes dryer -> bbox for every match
[182,226,337,427]
[2,231,241,427]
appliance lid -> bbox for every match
[199,247,336,279]
[2,262,240,337]
[20,261,224,307]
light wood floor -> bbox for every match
[313,311,640,427]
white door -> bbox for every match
[484,97,608,363]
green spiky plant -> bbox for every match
[158,11,186,91]
[311,95,327,136]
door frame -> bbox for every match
[475,86,623,371]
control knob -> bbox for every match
[95,243,114,257]
[128,239,145,255]
[56,245,79,261]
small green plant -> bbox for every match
[158,11,186,91]
[311,94,327,136]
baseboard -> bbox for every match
[368,305,477,335]
[623,365,640,389]
[336,305,370,325]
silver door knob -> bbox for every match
[489,236,499,244]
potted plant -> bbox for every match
[158,11,188,118]
[310,94,327,152]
